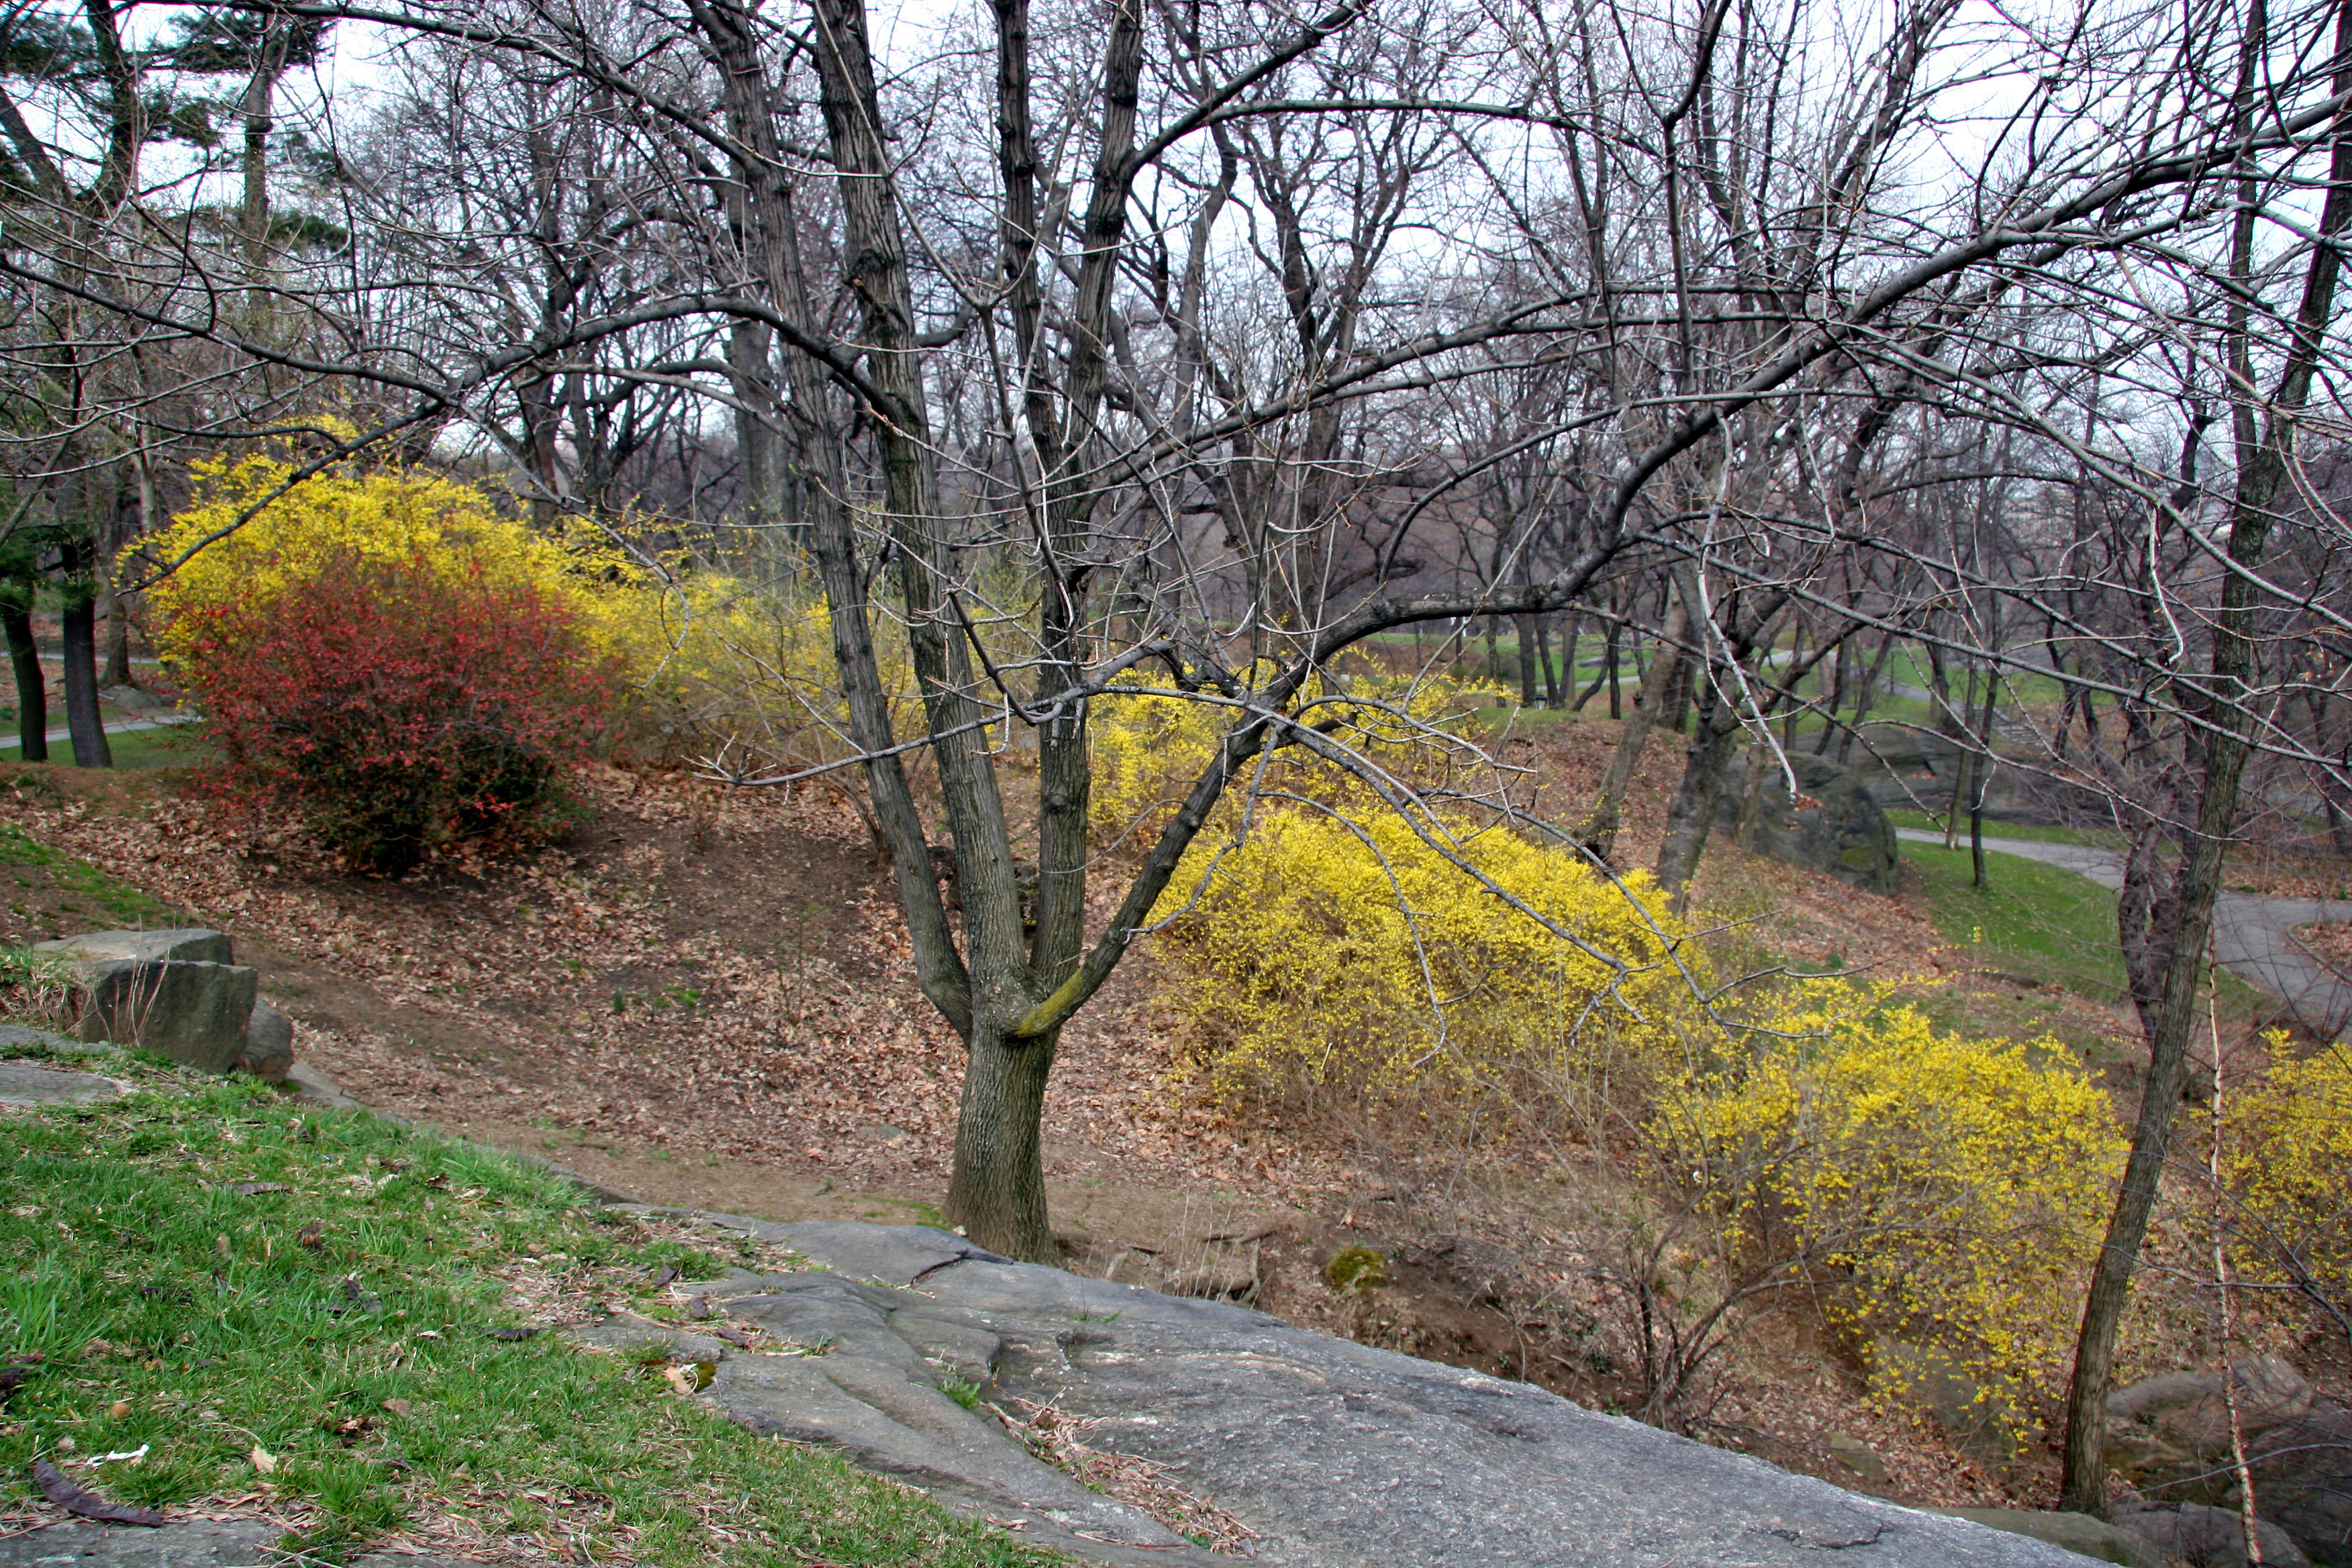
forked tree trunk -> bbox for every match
[1654,673,1746,906]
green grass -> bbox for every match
[0,820,179,926]
[1902,838,2128,1001]
[1884,810,2125,849]
[0,1071,1046,1568]
[0,724,208,770]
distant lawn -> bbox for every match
[0,723,209,770]
[0,1065,1044,1568]
[1885,810,2126,850]
[1902,837,2128,1002]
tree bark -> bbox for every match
[2,587,45,763]
[1576,579,1692,859]
[59,541,110,769]
[1654,674,1746,905]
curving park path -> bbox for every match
[1896,828,2352,1038]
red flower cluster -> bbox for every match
[174,550,621,872]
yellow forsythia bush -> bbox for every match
[142,451,652,669]
[1089,671,1485,844]
[2226,1036,2352,1309]
[1663,1001,2126,1428]
[1157,801,1705,1116]
[142,450,895,763]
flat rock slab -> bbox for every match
[0,1520,485,1568]
[0,1059,126,1106]
[599,1219,2107,1568]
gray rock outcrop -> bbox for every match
[2112,1500,2314,1568]
[0,1046,126,1106]
[2106,1355,2352,1566]
[34,929,292,1081]
[1930,1508,2163,1568]
[587,1212,2112,1568]
[1718,750,1900,892]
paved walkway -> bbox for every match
[1897,828,2352,1037]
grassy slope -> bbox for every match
[0,818,183,931]
[0,1055,1046,1568]
[1900,839,2127,1001]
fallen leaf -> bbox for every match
[108,1400,130,1420]
[685,1295,711,1320]
[296,1222,325,1248]
[382,1399,411,1418]
[225,1183,290,1197]
[710,1325,751,1349]
[485,1328,536,1341]
[0,1367,30,1408]
[660,1363,714,1395]
[649,1265,678,1286]
[249,1446,276,1474]
[31,1458,164,1526]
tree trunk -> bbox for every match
[1969,665,2000,889]
[60,546,111,769]
[1575,580,1692,859]
[1573,613,1617,712]
[2059,0,2352,1504]
[1517,613,1539,707]
[944,1017,1059,1258]
[1608,613,1624,718]
[1654,675,1745,906]
[2,589,46,763]
[1662,644,1695,733]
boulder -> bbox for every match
[1826,1432,1888,1484]
[234,999,295,1083]
[1929,1508,2165,1568]
[34,929,294,1082]
[1718,750,1900,893]
[36,929,234,966]
[66,958,256,1073]
[2113,1500,2313,1568]
[2107,1357,2352,1566]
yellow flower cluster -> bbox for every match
[1157,800,1704,1112]
[140,452,652,670]
[2225,1034,2352,1311]
[1088,669,1483,842]
[139,451,910,765]
[1663,1000,2126,1430]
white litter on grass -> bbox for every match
[85,1444,148,1465]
